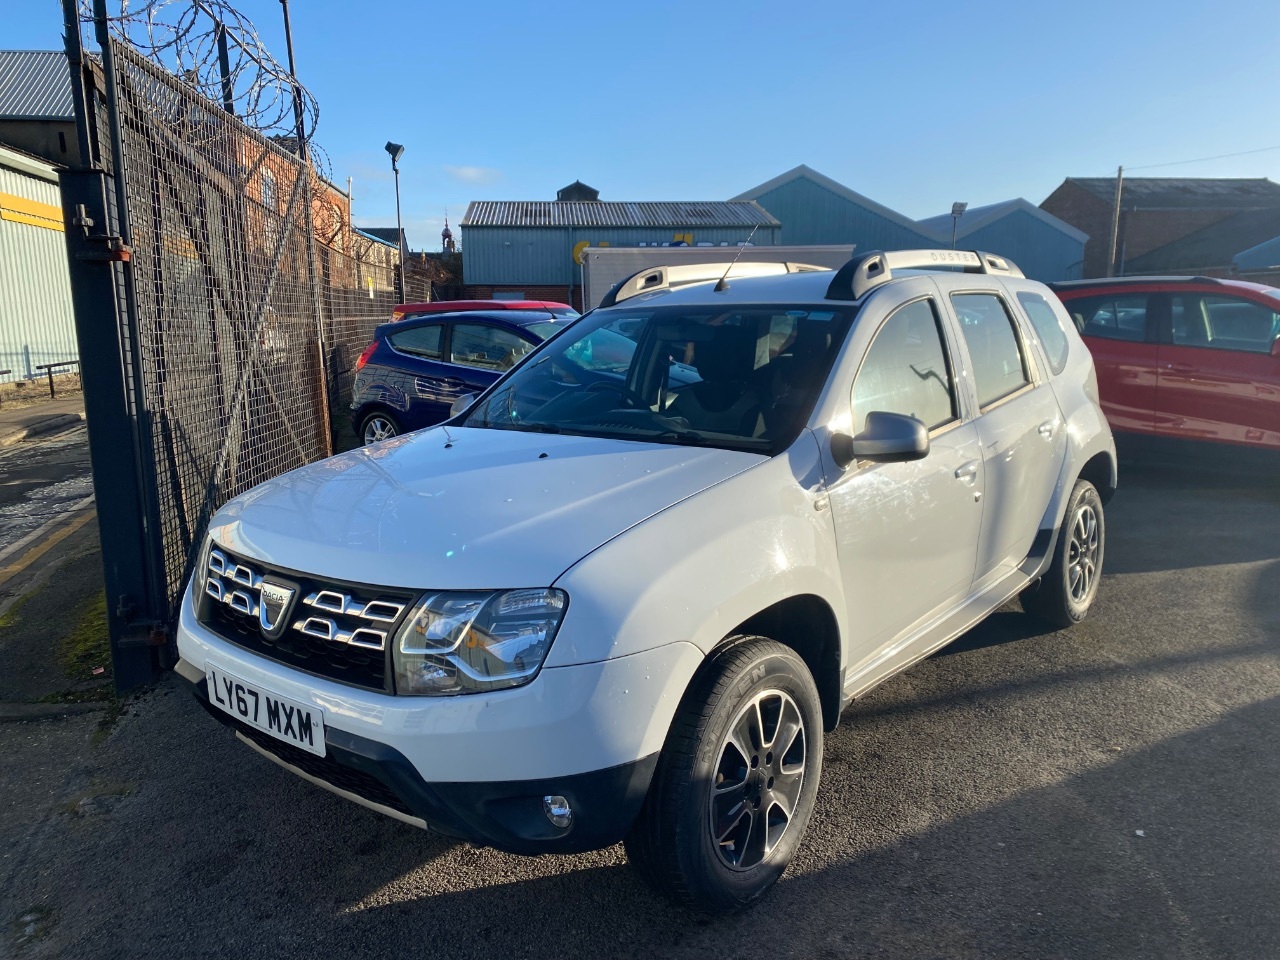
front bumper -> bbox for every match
[180,663,655,854]
[176,588,703,853]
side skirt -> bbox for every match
[840,563,1036,707]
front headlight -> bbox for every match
[393,588,567,696]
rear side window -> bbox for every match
[1017,292,1070,375]
[451,323,534,371]
[951,293,1030,408]
[851,298,956,433]
[389,323,442,359]
[1063,294,1148,342]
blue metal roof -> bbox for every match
[462,200,779,229]
[0,51,74,120]
[353,227,400,248]
[1235,234,1280,273]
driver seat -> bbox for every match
[668,326,764,437]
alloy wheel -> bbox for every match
[363,416,397,444]
[1067,503,1101,604]
[709,689,807,870]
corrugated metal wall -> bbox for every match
[752,178,939,250]
[461,225,780,285]
[0,156,77,383]
[962,209,1085,281]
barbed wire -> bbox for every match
[80,0,326,168]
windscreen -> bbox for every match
[461,303,854,454]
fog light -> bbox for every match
[543,795,573,829]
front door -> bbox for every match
[448,321,539,398]
[827,294,984,677]
[1155,292,1280,449]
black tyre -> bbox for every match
[624,637,823,913]
[1022,479,1105,629]
[359,411,400,446]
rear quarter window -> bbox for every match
[1017,292,1071,375]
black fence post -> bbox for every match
[60,0,166,691]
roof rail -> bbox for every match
[1049,275,1224,289]
[599,261,828,308]
[825,249,1024,301]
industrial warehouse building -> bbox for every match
[0,143,77,385]
[459,195,781,309]
[460,166,1088,306]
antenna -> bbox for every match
[713,224,759,292]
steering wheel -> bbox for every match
[585,380,650,409]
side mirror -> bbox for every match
[831,411,929,468]
[1270,337,1280,359]
[449,393,477,419]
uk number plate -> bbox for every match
[206,664,326,757]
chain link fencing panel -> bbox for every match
[106,40,397,620]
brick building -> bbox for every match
[1041,177,1280,278]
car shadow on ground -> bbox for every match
[1085,461,1277,576]
[322,694,1280,960]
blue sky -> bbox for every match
[9,0,1280,250]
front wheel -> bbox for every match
[1022,478,1105,628]
[624,637,823,913]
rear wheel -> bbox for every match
[1022,479,1105,628]
[624,637,823,913]
[360,411,400,445]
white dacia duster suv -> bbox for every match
[176,249,1116,911]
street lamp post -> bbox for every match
[385,141,406,303]
[950,201,968,250]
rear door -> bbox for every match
[941,284,1067,585]
[1155,291,1280,449]
[1059,291,1159,435]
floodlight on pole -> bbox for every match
[950,202,968,249]
[385,142,406,301]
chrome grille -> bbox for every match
[197,547,413,691]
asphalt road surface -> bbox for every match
[2,460,1277,960]
[0,425,93,556]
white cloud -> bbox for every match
[442,165,501,185]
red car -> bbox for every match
[391,300,578,322]
[1051,277,1280,455]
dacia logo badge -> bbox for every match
[258,580,296,638]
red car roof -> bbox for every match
[391,299,574,318]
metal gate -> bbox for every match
[59,1,399,688]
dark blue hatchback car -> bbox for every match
[351,310,575,444]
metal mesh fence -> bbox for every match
[104,40,397,619]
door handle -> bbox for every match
[954,460,979,483]
[443,377,466,388]
[1165,362,1195,374]
[1037,420,1056,439]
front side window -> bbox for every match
[450,323,534,371]
[1172,294,1280,353]
[1063,294,1149,342]
[462,303,855,455]
[388,323,442,360]
[851,299,956,433]
[1017,291,1071,375]
[951,293,1030,408]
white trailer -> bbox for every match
[580,245,857,310]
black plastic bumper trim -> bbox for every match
[181,669,657,855]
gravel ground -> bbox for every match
[1,461,1277,960]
